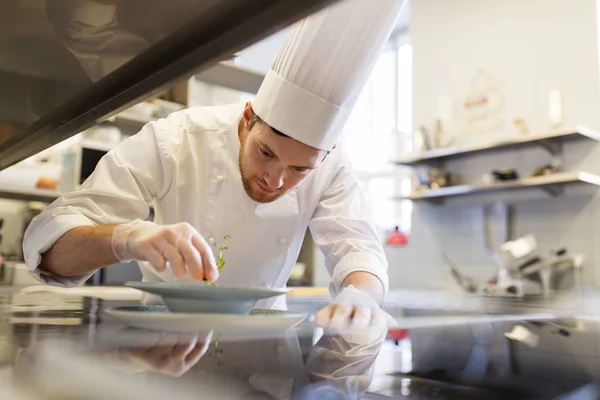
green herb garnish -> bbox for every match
[210,332,225,366]
[213,235,231,273]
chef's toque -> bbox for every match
[253,0,404,151]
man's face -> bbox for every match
[238,105,327,203]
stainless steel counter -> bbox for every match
[2,276,600,398]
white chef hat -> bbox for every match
[253,0,404,151]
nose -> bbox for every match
[264,168,284,190]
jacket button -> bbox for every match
[277,237,287,246]
[216,174,225,183]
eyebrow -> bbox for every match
[258,141,317,170]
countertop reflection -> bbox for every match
[0,284,387,400]
[2,281,600,399]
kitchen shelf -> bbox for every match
[0,186,61,203]
[395,171,600,202]
[194,61,265,94]
[393,126,600,166]
[105,111,155,130]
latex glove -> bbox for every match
[113,332,213,377]
[315,285,397,330]
[111,219,218,281]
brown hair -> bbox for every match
[248,109,286,137]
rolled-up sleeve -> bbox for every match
[23,117,177,286]
[308,152,388,297]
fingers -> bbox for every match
[135,222,219,281]
[159,242,186,278]
[176,239,204,280]
[172,335,198,359]
[185,331,213,365]
[315,304,336,327]
[329,304,354,329]
[144,245,167,272]
[315,304,377,329]
[192,235,218,282]
[351,305,373,328]
[316,304,354,329]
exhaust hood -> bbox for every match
[0,0,339,171]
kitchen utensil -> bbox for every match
[442,253,476,292]
[125,282,290,314]
[484,202,511,252]
[492,168,518,181]
[105,306,307,333]
[416,167,456,189]
[531,163,560,177]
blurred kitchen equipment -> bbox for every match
[152,99,185,118]
[288,262,310,287]
[484,202,511,252]
[492,168,519,181]
[417,125,434,150]
[386,226,408,247]
[531,163,561,177]
[416,167,457,190]
[513,118,530,135]
[443,253,476,293]
[0,218,3,275]
[444,234,583,298]
[548,89,563,129]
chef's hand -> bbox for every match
[111,219,218,281]
[315,285,396,330]
[117,332,213,377]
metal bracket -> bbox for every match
[540,184,565,197]
[537,139,563,157]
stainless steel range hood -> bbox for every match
[0,0,340,171]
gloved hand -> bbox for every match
[111,219,218,281]
[308,286,395,396]
[116,332,213,377]
[315,285,397,330]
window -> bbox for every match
[342,40,413,235]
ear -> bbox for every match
[243,101,253,122]
[239,102,253,142]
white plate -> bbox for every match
[105,306,308,333]
[125,282,290,301]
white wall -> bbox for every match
[412,0,600,142]
[388,0,600,291]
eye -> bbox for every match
[259,147,273,158]
[293,167,309,173]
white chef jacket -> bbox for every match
[22,103,388,308]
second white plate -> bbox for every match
[105,306,308,334]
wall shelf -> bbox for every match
[104,111,155,131]
[393,126,600,166]
[0,186,61,203]
[395,171,600,202]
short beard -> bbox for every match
[238,141,283,204]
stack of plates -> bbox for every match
[105,282,308,333]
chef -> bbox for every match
[23,0,404,327]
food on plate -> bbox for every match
[213,235,231,273]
